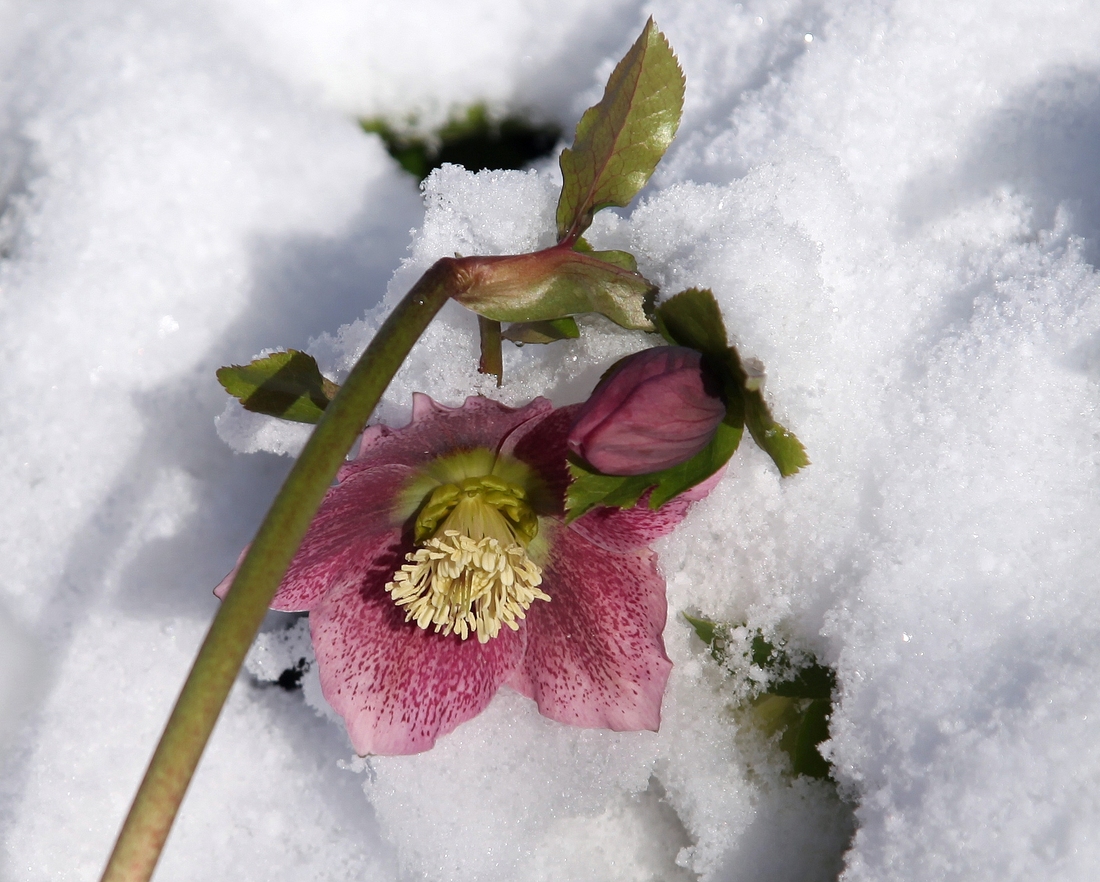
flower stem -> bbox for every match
[99,258,460,882]
[477,315,503,386]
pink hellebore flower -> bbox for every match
[218,394,706,756]
[568,346,726,475]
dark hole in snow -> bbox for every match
[360,104,560,182]
[277,657,309,691]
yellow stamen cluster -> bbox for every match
[386,475,548,643]
[387,530,547,642]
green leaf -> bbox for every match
[790,698,832,779]
[772,667,835,701]
[653,287,731,356]
[565,417,742,521]
[689,615,836,780]
[656,288,809,477]
[746,632,836,701]
[501,317,580,344]
[556,18,685,244]
[683,612,718,647]
[744,389,810,476]
[217,350,339,424]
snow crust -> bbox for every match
[4,1,1100,880]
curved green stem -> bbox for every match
[100,258,460,882]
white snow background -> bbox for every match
[3,0,1100,880]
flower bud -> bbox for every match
[450,247,655,331]
[569,346,726,475]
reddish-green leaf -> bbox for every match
[556,18,685,244]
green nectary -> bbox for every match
[413,475,539,547]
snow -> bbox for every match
[3,1,1100,880]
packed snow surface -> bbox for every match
[3,1,1100,880]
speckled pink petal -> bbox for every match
[507,520,671,731]
[345,421,391,466]
[310,541,528,755]
[500,403,580,515]
[215,464,414,611]
[271,463,416,611]
[341,394,552,478]
[569,467,725,552]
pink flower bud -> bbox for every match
[569,346,726,475]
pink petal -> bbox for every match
[569,467,724,552]
[500,403,580,515]
[310,541,527,755]
[507,520,672,731]
[272,463,414,611]
[215,464,414,611]
[213,548,247,600]
[346,422,391,464]
[344,395,552,477]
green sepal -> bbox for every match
[655,288,809,477]
[565,417,742,521]
[501,317,581,344]
[217,350,339,424]
[556,18,685,244]
[565,288,806,518]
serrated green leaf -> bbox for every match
[653,287,731,356]
[217,350,338,424]
[501,317,580,344]
[556,18,685,243]
[744,390,810,476]
[565,417,743,520]
[657,288,809,477]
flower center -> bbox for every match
[385,476,548,643]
